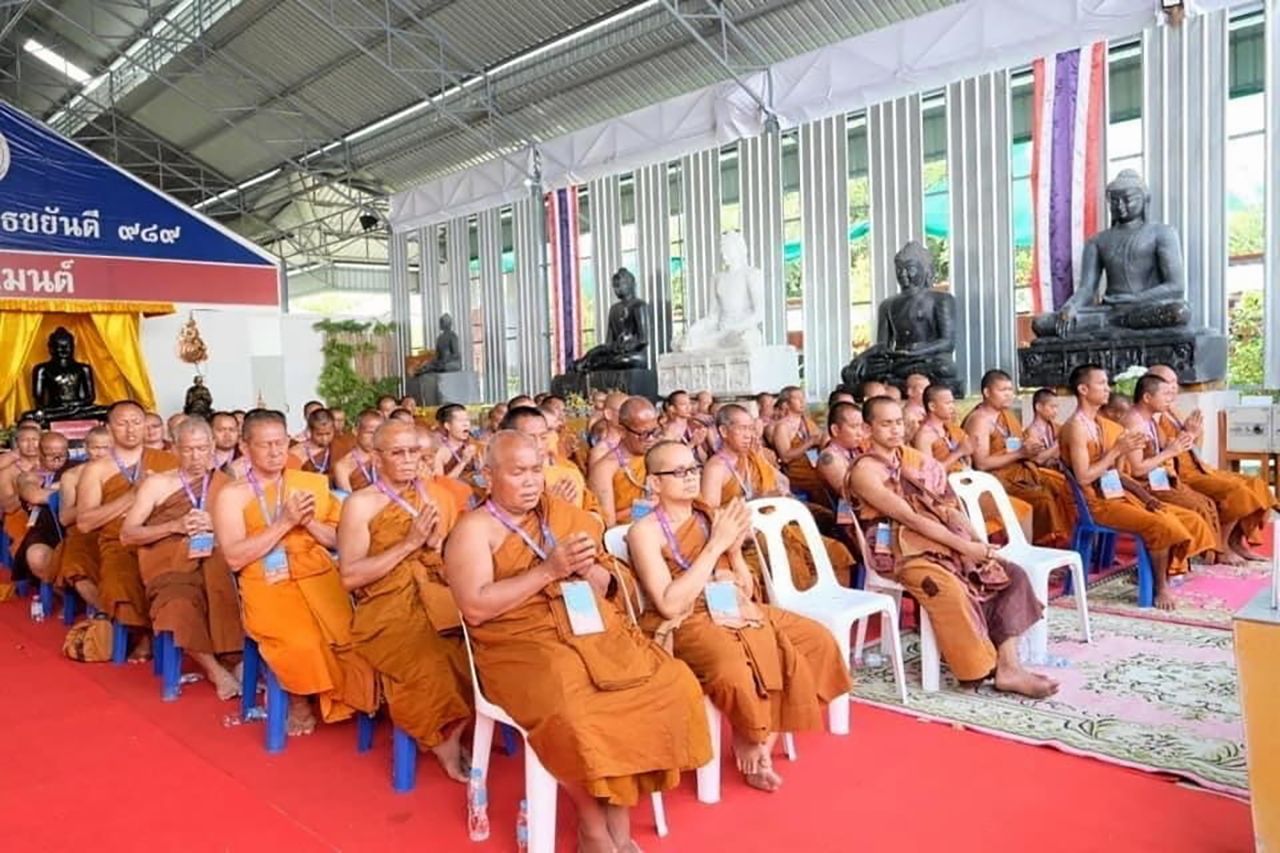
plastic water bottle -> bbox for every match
[466,766,490,841]
[515,798,529,852]
[29,598,44,623]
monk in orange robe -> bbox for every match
[288,407,338,483]
[847,398,1057,697]
[436,403,486,500]
[964,370,1075,545]
[122,418,243,699]
[816,403,868,520]
[504,405,604,518]
[539,394,589,472]
[702,404,856,590]
[212,409,375,735]
[1,423,41,571]
[13,432,71,585]
[630,440,850,792]
[333,410,385,493]
[77,402,178,659]
[209,412,242,476]
[1061,365,1204,610]
[1148,364,1277,558]
[585,391,628,471]
[445,432,711,852]
[771,386,829,505]
[588,396,661,526]
[53,427,112,608]
[337,421,472,780]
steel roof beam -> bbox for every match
[657,0,775,122]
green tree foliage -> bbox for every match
[1228,291,1266,390]
[313,319,400,416]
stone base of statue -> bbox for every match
[412,370,482,406]
[1018,327,1228,388]
[551,368,658,400]
[657,345,799,397]
[20,407,108,429]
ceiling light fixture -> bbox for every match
[23,38,91,84]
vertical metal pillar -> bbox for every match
[740,125,786,346]
[799,114,851,398]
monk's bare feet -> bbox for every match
[211,669,242,701]
[430,731,470,783]
[732,735,767,777]
[1230,539,1264,564]
[1154,589,1177,611]
[576,825,617,853]
[604,804,634,853]
[994,667,1059,699]
[287,696,317,736]
[743,756,783,793]
[127,634,152,663]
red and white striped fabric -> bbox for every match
[545,186,582,375]
[1030,41,1106,314]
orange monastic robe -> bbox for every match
[782,417,827,501]
[99,448,178,627]
[717,450,855,589]
[1131,415,1221,545]
[471,495,711,806]
[433,474,475,512]
[136,472,243,655]
[929,420,1035,540]
[545,459,603,517]
[239,470,375,721]
[1082,417,1201,575]
[351,481,472,750]
[610,453,649,524]
[973,409,1075,544]
[1158,415,1276,546]
[642,507,851,744]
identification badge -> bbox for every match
[705,581,742,624]
[1006,437,1023,452]
[187,532,214,559]
[263,547,290,584]
[26,507,40,528]
[874,522,892,555]
[805,448,820,467]
[836,499,854,526]
[473,473,488,489]
[561,580,605,635]
[1099,469,1124,500]
[631,498,655,520]
[1147,467,1172,491]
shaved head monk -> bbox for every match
[629,440,850,792]
[121,418,243,699]
[290,407,337,479]
[503,405,599,516]
[212,409,374,735]
[333,409,385,492]
[376,395,398,418]
[0,423,41,568]
[588,396,661,527]
[13,431,70,585]
[816,402,866,510]
[847,397,1057,697]
[702,404,855,590]
[586,391,628,465]
[144,412,167,450]
[337,421,472,781]
[771,386,828,504]
[1148,363,1277,561]
[416,425,472,511]
[209,412,241,474]
[445,432,711,852]
[77,401,178,660]
[1060,366,1207,610]
[53,426,112,608]
[436,405,482,489]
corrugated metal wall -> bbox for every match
[799,114,851,395]
[680,147,722,324]
[868,95,925,311]
[634,163,673,367]
[740,128,787,347]
[512,193,552,392]
[478,209,507,400]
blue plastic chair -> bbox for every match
[355,712,419,792]
[157,631,183,701]
[239,636,287,753]
[1063,473,1155,607]
[111,621,128,665]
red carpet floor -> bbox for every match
[1,602,1254,853]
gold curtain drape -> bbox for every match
[0,303,173,425]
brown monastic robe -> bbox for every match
[471,495,711,806]
[964,408,1075,544]
[98,448,178,627]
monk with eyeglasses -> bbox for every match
[588,397,663,527]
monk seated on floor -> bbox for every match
[332,409,385,493]
[588,397,662,527]
[337,421,472,782]
[212,409,374,735]
[53,426,112,610]
[14,431,71,586]
[628,440,851,793]
[701,404,856,590]
[77,401,179,661]
[1060,365,1212,610]
[445,432,711,853]
[846,397,1058,698]
[1148,363,1279,560]
[121,418,244,699]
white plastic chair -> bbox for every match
[461,623,668,851]
[857,568,943,693]
[605,524,790,805]
[743,498,907,708]
[948,470,1092,664]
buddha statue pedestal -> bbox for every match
[657,345,798,397]
[413,371,482,406]
[551,367,658,401]
[1018,326,1228,388]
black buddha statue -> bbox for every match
[572,268,650,372]
[183,375,214,420]
[26,326,108,423]
[1031,170,1191,338]
[416,313,463,374]
[841,241,961,393]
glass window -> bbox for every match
[577,187,596,349]
[1010,69,1035,319]
[1227,10,1266,389]
[620,173,638,271]
[720,144,741,232]
[467,217,483,376]
[846,112,873,352]
[1107,41,1144,179]
[781,130,803,354]
[922,91,950,289]
[500,207,520,396]
[668,162,687,338]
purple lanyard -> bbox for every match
[376,479,425,518]
[179,470,211,510]
[993,411,1011,438]
[110,450,140,484]
[654,506,709,573]
[214,449,234,469]
[354,450,377,484]
[446,439,472,472]
[607,441,626,467]
[1144,417,1161,452]
[306,444,330,474]
[246,469,285,524]
[1075,411,1101,444]
[40,471,55,488]
[484,500,556,560]
[716,451,754,499]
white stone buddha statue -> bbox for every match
[675,231,764,353]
